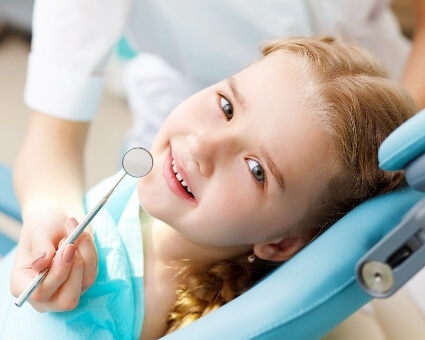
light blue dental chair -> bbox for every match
[0,165,21,255]
[1,109,424,339]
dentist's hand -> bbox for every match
[10,214,98,312]
[10,111,96,312]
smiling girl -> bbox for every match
[3,36,416,339]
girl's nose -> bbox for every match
[187,130,236,176]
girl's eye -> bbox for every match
[247,159,265,183]
[220,96,233,120]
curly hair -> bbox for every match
[165,36,417,334]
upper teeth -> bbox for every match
[172,159,191,193]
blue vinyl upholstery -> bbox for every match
[0,164,21,256]
[163,187,424,340]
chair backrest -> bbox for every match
[0,164,21,256]
[0,164,21,222]
[162,188,424,340]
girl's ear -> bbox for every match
[253,236,306,262]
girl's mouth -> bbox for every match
[172,158,194,197]
[164,150,196,203]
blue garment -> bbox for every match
[0,172,144,339]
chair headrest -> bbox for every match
[379,108,425,192]
[379,108,425,171]
[163,188,424,340]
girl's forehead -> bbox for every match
[242,52,301,79]
[236,59,333,193]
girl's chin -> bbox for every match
[138,196,162,219]
[137,181,156,210]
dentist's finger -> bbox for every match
[30,234,61,272]
[28,243,77,305]
[31,245,86,312]
[65,218,98,292]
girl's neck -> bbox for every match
[146,217,250,268]
[139,213,250,339]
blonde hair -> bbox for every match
[166,36,417,334]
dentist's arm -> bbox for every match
[402,0,425,110]
[9,0,133,311]
[10,112,98,312]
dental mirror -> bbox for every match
[122,147,153,178]
[15,146,153,308]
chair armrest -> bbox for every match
[0,163,22,222]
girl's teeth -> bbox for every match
[172,158,193,195]
[183,183,191,193]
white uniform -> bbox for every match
[25,0,410,147]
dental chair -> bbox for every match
[0,165,21,256]
[1,108,424,339]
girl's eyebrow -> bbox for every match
[227,76,247,109]
[260,145,286,192]
[227,76,286,192]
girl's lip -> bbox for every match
[163,149,197,204]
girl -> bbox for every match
[3,36,416,339]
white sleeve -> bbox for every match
[24,0,134,121]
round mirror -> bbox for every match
[122,147,153,178]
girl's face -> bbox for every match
[138,53,334,248]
